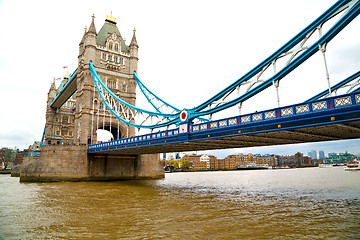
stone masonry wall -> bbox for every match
[20,144,164,182]
[20,144,88,182]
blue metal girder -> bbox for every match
[88,91,360,154]
[192,0,355,113]
[134,71,180,113]
[189,0,360,120]
[50,68,78,108]
[90,61,181,128]
[306,70,360,101]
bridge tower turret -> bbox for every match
[74,13,138,145]
[129,28,139,75]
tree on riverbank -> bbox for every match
[0,148,16,169]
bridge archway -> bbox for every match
[96,125,122,142]
[90,120,127,144]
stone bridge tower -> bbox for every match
[21,13,164,182]
[75,13,138,145]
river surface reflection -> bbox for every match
[1,167,359,239]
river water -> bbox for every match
[0,167,359,239]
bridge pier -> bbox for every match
[20,145,164,182]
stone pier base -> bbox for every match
[20,145,164,182]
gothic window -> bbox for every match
[109,42,113,50]
[102,53,106,60]
[114,44,119,52]
[107,54,112,61]
[114,56,118,63]
[107,79,117,89]
[119,58,124,65]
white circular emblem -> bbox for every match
[180,110,188,122]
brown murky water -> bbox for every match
[1,167,359,239]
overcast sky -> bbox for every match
[0,0,359,157]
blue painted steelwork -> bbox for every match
[88,92,360,153]
[306,70,360,101]
[50,68,78,108]
[90,61,180,128]
[134,71,180,114]
[134,72,209,123]
[40,125,46,145]
[89,0,360,129]
[187,0,360,120]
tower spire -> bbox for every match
[130,28,138,48]
[88,14,96,34]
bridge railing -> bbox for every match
[88,92,360,152]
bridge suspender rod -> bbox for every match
[272,60,280,107]
[318,25,332,97]
[103,103,105,131]
[97,102,99,141]
[117,120,119,140]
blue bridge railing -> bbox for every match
[88,92,360,153]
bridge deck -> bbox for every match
[88,93,360,155]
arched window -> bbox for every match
[109,42,113,50]
[114,44,119,52]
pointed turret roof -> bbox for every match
[80,26,87,44]
[130,28,138,48]
[88,14,96,34]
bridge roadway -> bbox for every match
[88,92,360,155]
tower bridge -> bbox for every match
[21,0,360,182]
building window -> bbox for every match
[55,118,58,122]
[56,131,60,136]
[98,102,104,110]
[109,42,113,50]
[121,84,127,92]
[119,58,124,65]
[114,56,118,63]
[108,55,112,61]
[102,53,106,60]
[114,44,119,52]
[61,130,68,136]
[107,79,116,89]
[62,117,68,123]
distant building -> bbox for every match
[14,149,28,166]
[161,152,319,171]
[182,154,216,170]
[318,151,325,160]
[310,150,317,159]
[160,152,185,160]
[325,151,354,164]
